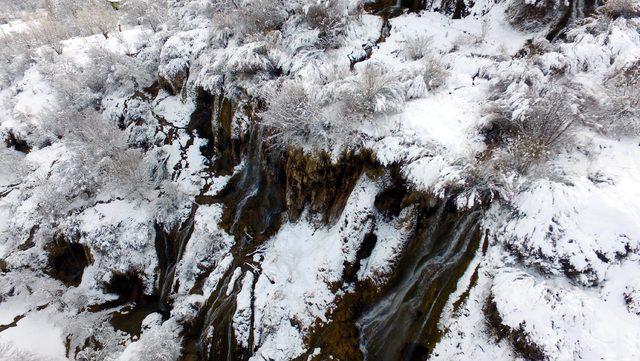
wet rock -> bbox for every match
[284,148,377,223]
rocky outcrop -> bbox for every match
[169,89,490,360]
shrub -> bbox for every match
[38,45,153,113]
[263,64,405,150]
[592,61,640,137]
[133,324,181,361]
[303,0,349,48]
[104,148,158,200]
[122,0,169,32]
[402,34,434,61]
[26,15,71,54]
[261,80,334,149]
[483,78,581,174]
[421,55,448,90]
[599,0,640,18]
[211,0,288,37]
[240,0,288,34]
[339,63,404,120]
[74,3,119,39]
[0,32,34,87]
[505,0,567,32]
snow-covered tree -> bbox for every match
[74,3,119,38]
[123,0,169,32]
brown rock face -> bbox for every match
[177,91,489,361]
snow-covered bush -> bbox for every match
[226,41,276,75]
[0,32,33,87]
[606,61,640,136]
[154,181,190,227]
[302,0,349,48]
[484,77,582,173]
[240,0,289,34]
[74,3,119,38]
[402,34,434,61]
[599,0,640,18]
[26,15,71,55]
[38,45,153,113]
[505,0,568,31]
[211,0,288,37]
[45,108,159,202]
[263,63,406,150]
[593,61,640,137]
[0,0,45,22]
[85,45,155,93]
[122,321,181,361]
[404,54,448,100]
[261,80,334,149]
[123,0,169,32]
[421,54,448,90]
[339,63,404,120]
[104,148,158,200]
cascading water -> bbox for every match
[357,196,483,360]
[155,208,197,311]
[181,124,286,361]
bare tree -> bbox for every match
[27,14,70,54]
[74,3,118,38]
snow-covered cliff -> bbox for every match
[0,0,639,360]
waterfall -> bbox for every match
[357,197,482,360]
[156,208,197,311]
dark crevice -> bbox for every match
[4,131,31,153]
[45,236,91,287]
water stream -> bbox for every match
[155,207,197,311]
[358,197,482,360]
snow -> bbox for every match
[174,204,235,296]
[233,271,255,349]
[357,208,413,285]
[250,176,378,360]
[0,310,67,361]
[78,200,157,292]
[61,27,150,61]
[0,0,639,360]
[0,20,29,35]
[488,136,640,284]
[153,93,195,128]
[0,295,31,326]
[491,262,640,360]
[431,255,518,360]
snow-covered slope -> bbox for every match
[0,0,639,360]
